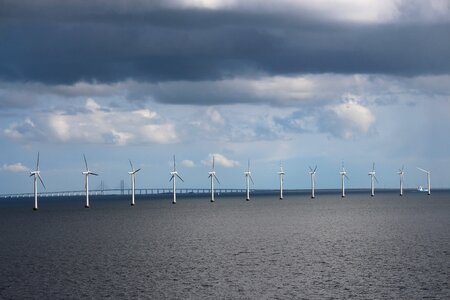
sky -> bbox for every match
[1,0,449,194]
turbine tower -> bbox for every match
[398,166,405,196]
[417,167,431,195]
[277,163,285,200]
[339,162,349,198]
[169,155,184,204]
[309,166,317,199]
[244,160,254,201]
[30,152,45,211]
[82,154,98,208]
[368,162,378,197]
[208,156,220,202]
[128,160,141,206]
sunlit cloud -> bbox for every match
[201,153,240,168]
[0,163,28,173]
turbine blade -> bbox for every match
[212,155,215,170]
[129,159,134,172]
[313,165,317,173]
[249,174,254,185]
[173,155,176,171]
[91,172,99,176]
[417,167,428,173]
[247,159,250,172]
[309,166,313,172]
[176,174,184,182]
[169,175,173,182]
[36,152,40,171]
[135,168,141,173]
[38,174,46,189]
[344,174,349,180]
[374,175,379,183]
[83,154,88,170]
[214,174,220,184]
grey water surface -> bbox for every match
[0,191,449,299]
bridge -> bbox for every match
[0,188,262,198]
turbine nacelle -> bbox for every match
[128,160,141,175]
[30,152,46,190]
[170,171,184,182]
[82,154,98,176]
[82,171,98,176]
[278,163,285,176]
[368,162,377,177]
[340,162,349,179]
[368,171,378,183]
[128,169,140,175]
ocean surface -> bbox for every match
[0,191,449,299]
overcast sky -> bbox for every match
[1,0,449,193]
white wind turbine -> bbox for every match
[417,167,431,195]
[30,152,45,211]
[82,154,98,208]
[244,159,254,201]
[169,155,184,204]
[208,156,220,202]
[398,166,405,196]
[339,162,349,198]
[309,166,317,199]
[368,162,378,197]
[277,163,285,200]
[128,160,141,206]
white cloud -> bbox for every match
[3,118,42,141]
[1,163,28,172]
[201,153,240,168]
[85,98,101,111]
[322,96,376,139]
[4,99,179,145]
[206,107,225,125]
[181,159,195,167]
[174,0,449,23]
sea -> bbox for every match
[0,191,449,299]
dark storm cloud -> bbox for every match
[1,1,449,84]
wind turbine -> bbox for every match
[169,155,183,204]
[244,159,254,201]
[417,167,431,195]
[30,152,45,211]
[128,160,141,206]
[368,162,378,197]
[339,162,349,198]
[277,163,285,200]
[309,166,317,199]
[208,156,220,202]
[82,154,98,208]
[398,166,405,196]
